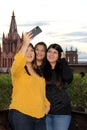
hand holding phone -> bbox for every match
[27,26,42,38]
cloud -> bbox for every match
[82,25,87,29]
[18,21,50,27]
[46,30,87,44]
[78,51,87,61]
[0,37,2,42]
[62,37,87,43]
[66,31,87,36]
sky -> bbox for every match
[0,0,87,62]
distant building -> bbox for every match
[65,47,87,73]
[0,11,87,73]
[66,47,78,64]
[0,11,22,72]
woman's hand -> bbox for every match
[20,32,33,55]
[46,106,50,115]
[61,52,66,59]
[22,32,33,47]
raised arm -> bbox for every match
[20,32,33,55]
[61,52,73,84]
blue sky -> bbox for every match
[0,0,87,61]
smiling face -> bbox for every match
[35,44,46,62]
[26,45,35,63]
[47,48,59,67]
[35,45,46,61]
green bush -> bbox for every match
[0,74,12,110]
[68,73,87,112]
[0,73,87,112]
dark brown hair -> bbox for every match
[35,42,47,69]
[43,43,63,89]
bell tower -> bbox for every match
[66,47,78,64]
[1,11,21,68]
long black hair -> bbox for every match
[43,43,64,89]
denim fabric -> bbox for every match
[46,114,71,130]
[8,109,46,130]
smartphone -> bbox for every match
[28,26,42,38]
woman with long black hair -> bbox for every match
[42,43,73,130]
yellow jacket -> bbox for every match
[9,52,50,118]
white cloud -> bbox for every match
[0,0,87,60]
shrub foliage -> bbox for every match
[0,74,12,110]
[68,73,87,112]
[0,73,87,112]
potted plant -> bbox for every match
[68,73,87,130]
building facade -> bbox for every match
[66,47,78,64]
[0,11,22,72]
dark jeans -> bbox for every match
[8,109,46,130]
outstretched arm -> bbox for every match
[20,32,33,55]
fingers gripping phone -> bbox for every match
[29,26,42,38]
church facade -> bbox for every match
[0,12,22,72]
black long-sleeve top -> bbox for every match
[46,58,73,115]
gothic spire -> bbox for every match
[8,11,18,40]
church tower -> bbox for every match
[66,47,78,64]
[0,11,21,69]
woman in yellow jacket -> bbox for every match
[8,32,50,130]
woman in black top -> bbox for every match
[42,43,73,130]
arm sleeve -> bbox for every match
[61,58,73,84]
[45,97,50,107]
[11,52,27,77]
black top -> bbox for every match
[46,58,73,115]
